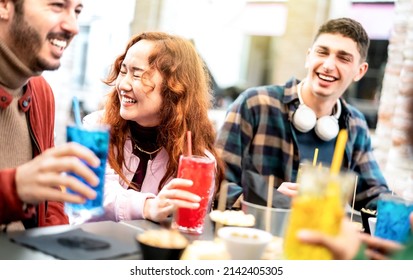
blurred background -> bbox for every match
[46,0,413,194]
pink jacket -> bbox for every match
[83,111,170,221]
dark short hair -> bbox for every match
[314,17,370,62]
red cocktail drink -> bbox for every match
[173,155,215,234]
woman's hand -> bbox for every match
[143,178,201,222]
[278,182,298,197]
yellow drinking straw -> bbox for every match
[312,148,319,167]
[324,129,348,247]
[330,129,348,175]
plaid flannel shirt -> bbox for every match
[216,77,389,210]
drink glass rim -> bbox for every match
[241,198,291,213]
[67,123,110,132]
[179,154,215,163]
[379,193,413,204]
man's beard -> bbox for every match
[9,13,60,72]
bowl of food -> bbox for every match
[217,226,273,260]
[180,240,231,260]
[241,198,290,237]
[136,229,189,260]
[209,209,255,229]
[261,236,285,260]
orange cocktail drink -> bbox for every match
[173,155,215,234]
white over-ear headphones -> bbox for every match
[292,81,341,141]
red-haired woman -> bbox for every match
[83,32,224,223]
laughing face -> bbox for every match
[7,0,83,72]
[115,39,163,127]
[304,33,368,101]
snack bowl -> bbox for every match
[180,240,231,260]
[136,229,189,260]
[217,226,273,260]
[209,209,255,230]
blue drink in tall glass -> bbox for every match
[375,194,413,243]
[65,124,110,221]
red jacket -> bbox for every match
[0,76,69,227]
